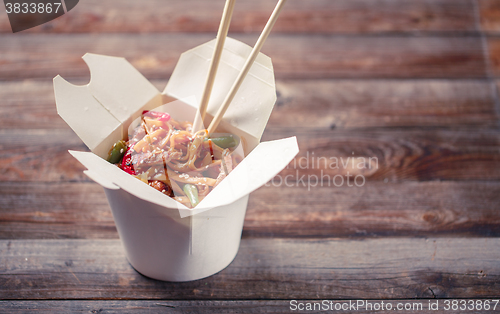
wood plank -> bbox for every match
[478,0,500,34]
[0,0,477,34]
[245,181,500,238]
[0,182,115,239]
[0,34,486,80]
[0,300,487,313]
[264,128,500,181]
[1,79,497,130]
[272,79,498,129]
[1,181,499,239]
[1,128,499,182]
[495,81,500,116]
[0,130,88,182]
[0,238,498,299]
[487,37,500,77]
[0,81,64,130]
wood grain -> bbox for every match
[1,181,499,239]
[0,182,115,239]
[0,300,484,313]
[1,128,499,183]
[0,0,477,34]
[0,81,63,130]
[0,0,498,304]
[0,34,486,80]
[0,238,498,299]
[486,37,500,77]
[272,79,498,129]
[478,0,500,33]
[1,79,497,130]
[264,128,500,181]
[0,130,88,182]
[245,181,500,238]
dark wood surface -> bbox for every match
[1,238,499,299]
[0,0,479,34]
[0,34,487,80]
[0,300,489,314]
[1,181,499,239]
[2,79,498,130]
[1,0,500,312]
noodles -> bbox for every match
[107,110,241,208]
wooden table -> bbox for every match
[1,0,499,312]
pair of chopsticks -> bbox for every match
[193,0,288,135]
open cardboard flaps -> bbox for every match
[54,54,163,158]
[165,37,276,146]
[54,38,299,217]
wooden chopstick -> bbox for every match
[207,0,288,135]
[192,0,236,133]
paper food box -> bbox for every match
[54,37,299,282]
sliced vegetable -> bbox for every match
[107,140,127,164]
[183,183,199,208]
[120,147,136,175]
[142,110,171,122]
[209,135,237,149]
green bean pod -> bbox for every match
[183,183,200,207]
[107,140,127,164]
[209,135,238,149]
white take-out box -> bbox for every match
[53,37,299,282]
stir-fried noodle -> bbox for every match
[107,110,241,208]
